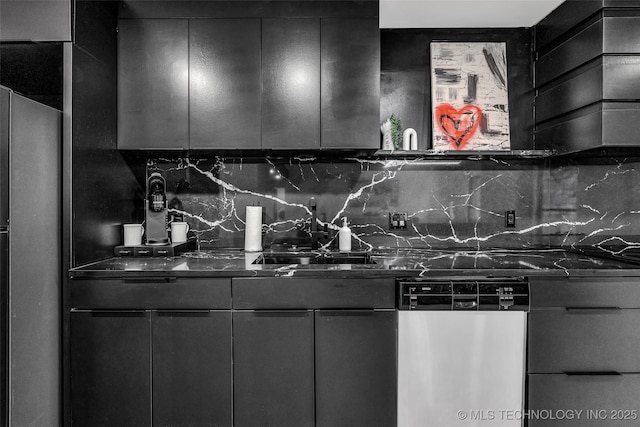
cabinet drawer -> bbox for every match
[232,278,395,309]
[536,57,640,124]
[528,374,640,426]
[528,309,640,373]
[536,17,640,87]
[71,278,231,309]
[530,277,640,308]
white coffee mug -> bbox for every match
[171,221,189,243]
[123,224,144,246]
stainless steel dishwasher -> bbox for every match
[397,277,529,427]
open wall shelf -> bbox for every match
[373,149,556,159]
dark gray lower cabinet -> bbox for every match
[315,310,397,427]
[71,311,151,427]
[233,311,315,427]
[528,277,640,426]
[71,310,232,427]
[528,309,640,373]
[152,311,232,427]
[528,374,640,426]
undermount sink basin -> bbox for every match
[252,251,376,265]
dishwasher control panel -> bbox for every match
[397,277,529,311]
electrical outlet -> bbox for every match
[389,212,409,230]
[505,210,516,228]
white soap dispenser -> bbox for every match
[338,217,352,252]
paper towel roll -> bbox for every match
[244,206,263,252]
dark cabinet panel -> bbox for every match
[603,17,640,53]
[262,18,320,149]
[536,19,603,87]
[535,102,640,152]
[537,17,640,87]
[0,0,71,42]
[119,1,379,20]
[118,19,189,149]
[315,310,397,427]
[71,278,232,310]
[530,277,640,309]
[71,311,151,427]
[190,19,261,149]
[529,374,640,427]
[528,309,640,373]
[232,277,395,309]
[535,0,603,53]
[535,60,603,123]
[233,311,314,427]
[152,311,232,427]
[321,18,380,149]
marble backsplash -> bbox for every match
[147,155,640,252]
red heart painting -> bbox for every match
[435,104,482,150]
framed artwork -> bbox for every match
[431,42,510,151]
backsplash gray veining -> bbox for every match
[147,155,640,252]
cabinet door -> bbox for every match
[315,310,397,427]
[528,309,640,373]
[262,18,320,149]
[70,311,151,427]
[0,0,71,42]
[118,19,189,149]
[321,18,380,149]
[233,311,314,427]
[528,374,640,426]
[190,19,261,149]
[152,311,232,427]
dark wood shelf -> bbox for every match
[372,149,556,159]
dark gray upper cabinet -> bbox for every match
[321,18,380,149]
[152,311,232,427]
[0,0,71,41]
[190,19,262,149]
[118,8,380,151]
[118,19,189,149]
[534,4,640,153]
[262,18,321,150]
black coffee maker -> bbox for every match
[145,172,169,244]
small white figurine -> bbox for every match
[380,119,394,151]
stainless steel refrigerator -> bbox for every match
[0,86,61,426]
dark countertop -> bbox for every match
[69,247,640,278]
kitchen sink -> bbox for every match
[252,251,376,265]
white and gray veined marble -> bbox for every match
[147,155,640,252]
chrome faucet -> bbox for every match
[309,197,329,249]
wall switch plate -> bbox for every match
[389,212,409,230]
[505,210,516,228]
